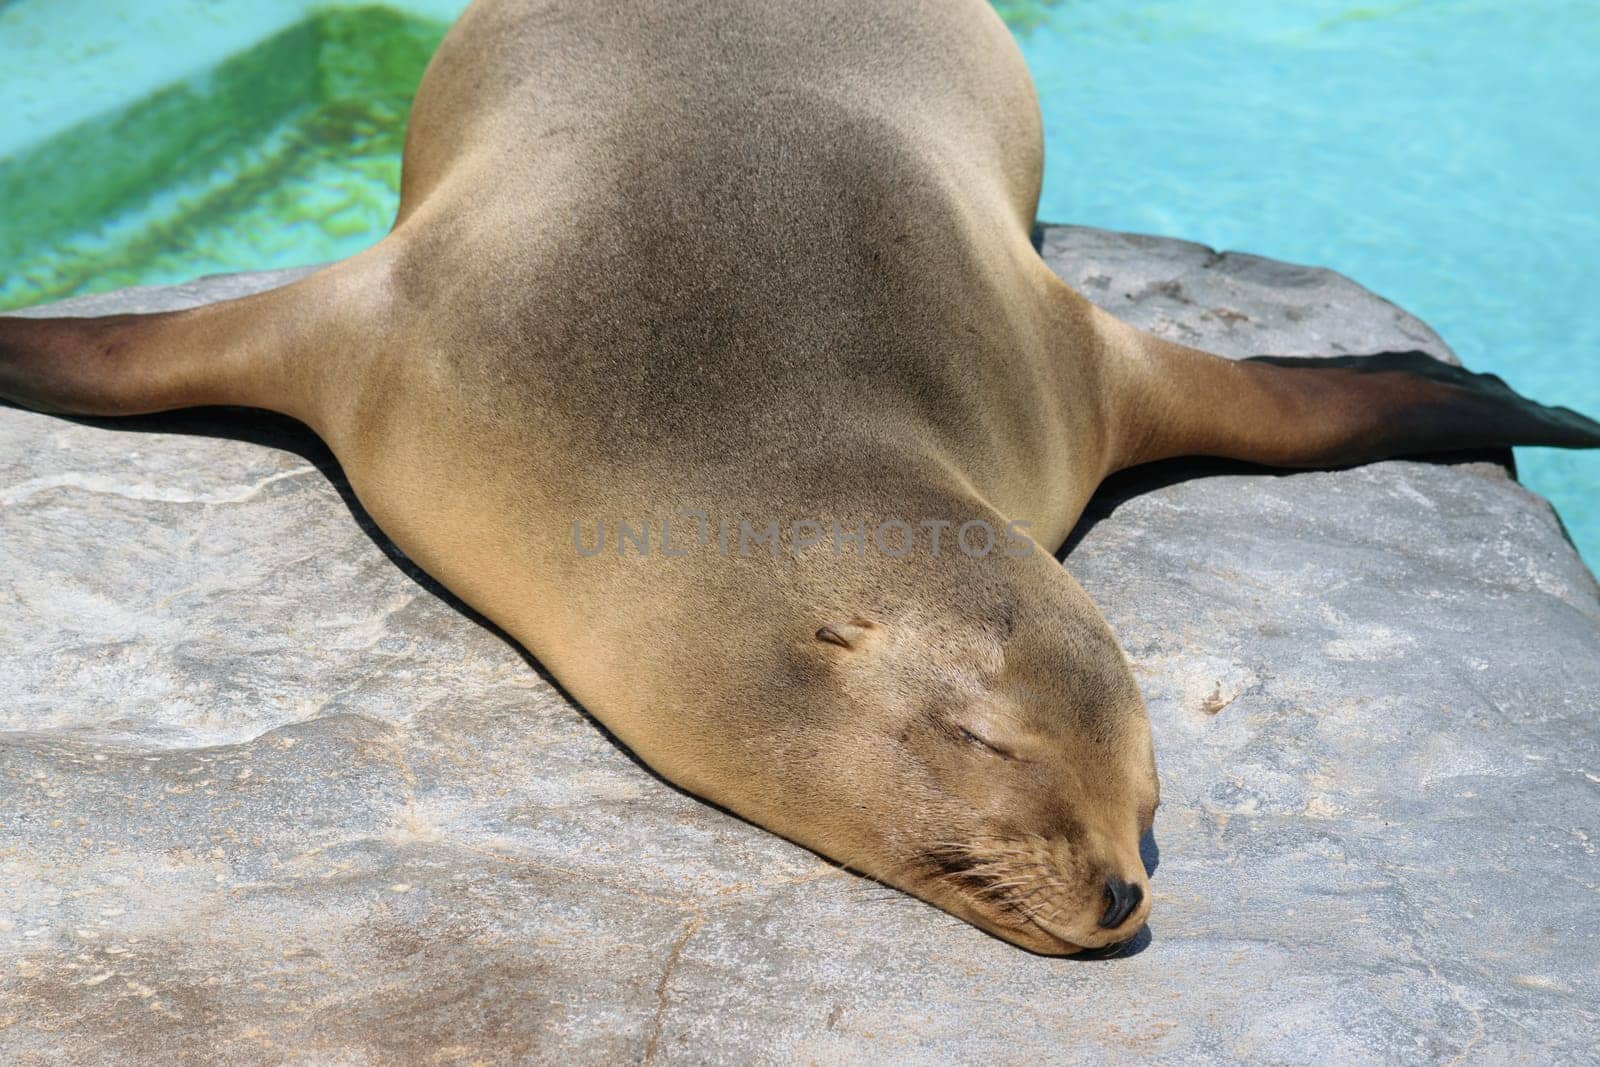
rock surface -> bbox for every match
[3,228,1598,1064]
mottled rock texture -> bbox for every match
[3,228,1597,1064]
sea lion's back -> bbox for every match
[384,0,1048,467]
[399,0,1039,202]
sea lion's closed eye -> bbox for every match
[956,726,1013,758]
[926,711,1019,760]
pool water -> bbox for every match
[1,0,1596,562]
[0,6,446,306]
[1018,0,1600,565]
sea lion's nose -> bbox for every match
[1099,874,1143,929]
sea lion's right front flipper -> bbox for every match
[1106,336,1600,471]
[0,259,385,432]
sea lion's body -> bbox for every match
[4,0,1598,954]
[344,0,1071,697]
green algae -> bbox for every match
[0,6,446,312]
[991,0,1069,34]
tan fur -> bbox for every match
[3,0,1598,954]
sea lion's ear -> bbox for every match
[816,626,855,649]
[815,619,876,650]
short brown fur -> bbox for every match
[3,0,1598,953]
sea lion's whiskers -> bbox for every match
[907,836,1076,926]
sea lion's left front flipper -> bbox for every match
[1106,337,1600,471]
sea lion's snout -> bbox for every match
[1021,867,1152,955]
[1024,866,1152,955]
[908,830,1152,956]
[1099,874,1143,929]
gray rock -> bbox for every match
[3,227,1597,1064]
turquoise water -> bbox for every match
[1018,0,1600,561]
[1,0,1596,561]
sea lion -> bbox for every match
[3,0,1598,956]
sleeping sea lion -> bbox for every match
[3,0,1597,954]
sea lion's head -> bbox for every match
[681,540,1158,956]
